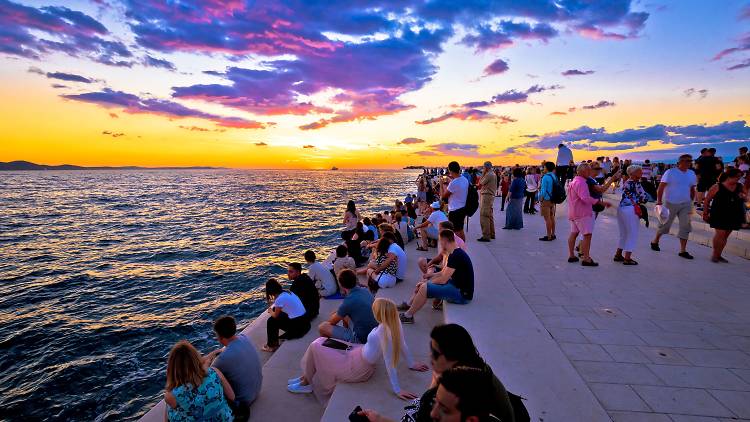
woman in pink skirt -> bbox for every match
[287,298,428,403]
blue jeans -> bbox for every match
[426,281,469,304]
[331,324,360,343]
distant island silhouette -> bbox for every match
[0,160,223,171]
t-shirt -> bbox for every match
[337,286,378,342]
[696,156,719,180]
[388,243,407,280]
[556,145,574,165]
[308,262,338,297]
[446,248,474,300]
[661,168,697,204]
[290,274,319,319]
[447,176,469,211]
[212,334,262,405]
[273,291,306,319]
[427,210,448,228]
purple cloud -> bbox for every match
[462,21,559,51]
[28,66,93,83]
[713,33,750,61]
[399,138,426,145]
[581,100,616,110]
[507,120,750,152]
[684,88,709,99]
[0,0,133,66]
[562,69,595,76]
[143,55,176,71]
[416,108,516,125]
[728,58,750,70]
[62,88,269,129]
[483,58,509,76]
[491,84,562,105]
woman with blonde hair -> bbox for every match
[614,165,648,265]
[287,298,428,402]
[164,340,234,421]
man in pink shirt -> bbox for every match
[567,164,611,266]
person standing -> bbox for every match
[556,143,574,186]
[503,167,526,230]
[539,162,558,241]
[614,166,648,265]
[651,154,697,259]
[703,168,745,263]
[523,167,539,214]
[477,161,497,242]
[499,173,510,211]
[567,164,611,266]
[441,161,469,241]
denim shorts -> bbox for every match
[426,226,439,239]
[426,281,469,304]
[331,325,359,343]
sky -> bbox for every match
[1,0,749,169]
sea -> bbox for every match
[0,169,420,421]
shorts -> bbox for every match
[375,272,397,289]
[570,215,594,235]
[331,325,360,343]
[697,178,716,193]
[540,200,556,218]
[426,281,469,304]
[448,207,467,231]
[426,226,439,239]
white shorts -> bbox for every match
[375,272,397,289]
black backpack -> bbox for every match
[546,173,566,204]
[465,184,480,217]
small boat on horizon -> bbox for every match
[330,166,339,170]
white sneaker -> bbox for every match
[287,376,303,385]
[288,382,313,394]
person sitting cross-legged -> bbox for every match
[317,269,379,344]
[414,201,447,251]
[399,230,474,324]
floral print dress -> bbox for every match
[167,368,233,422]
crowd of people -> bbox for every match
[158,159,529,422]
[157,145,749,421]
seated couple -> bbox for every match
[262,263,320,352]
[357,324,518,422]
[400,229,473,324]
[164,315,263,422]
[359,231,407,291]
[287,297,430,403]
[414,201,448,251]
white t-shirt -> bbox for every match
[427,210,448,227]
[525,174,539,192]
[388,243,407,280]
[661,168,697,204]
[602,161,612,173]
[273,292,306,319]
[447,176,469,211]
[556,146,574,165]
[308,262,337,297]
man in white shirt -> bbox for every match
[415,201,447,250]
[440,161,468,241]
[304,250,338,298]
[651,154,697,259]
[556,143,574,186]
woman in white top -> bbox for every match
[287,298,428,402]
[524,167,539,214]
[263,279,310,352]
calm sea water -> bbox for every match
[0,169,419,421]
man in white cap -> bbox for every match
[477,161,497,242]
[414,201,447,251]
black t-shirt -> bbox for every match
[290,274,319,320]
[447,248,474,300]
[697,156,719,179]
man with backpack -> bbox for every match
[539,161,564,241]
[477,161,497,242]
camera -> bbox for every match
[348,405,369,422]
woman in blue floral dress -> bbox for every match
[614,165,649,265]
[165,340,234,422]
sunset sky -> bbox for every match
[1,0,749,169]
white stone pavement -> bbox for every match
[476,196,750,421]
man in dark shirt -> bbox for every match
[399,229,473,324]
[288,262,319,320]
[696,147,720,205]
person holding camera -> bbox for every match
[441,161,469,241]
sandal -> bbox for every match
[432,300,443,311]
[623,259,638,265]
[613,254,625,262]
[416,246,429,252]
[567,256,580,263]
